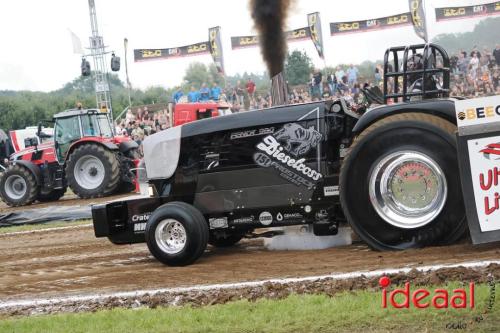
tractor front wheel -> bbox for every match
[0,164,38,207]
[66,144,120,199]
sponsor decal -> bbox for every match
[330,12,411,35]
[467,136,500,232]
[209,217,228,229]
[435,1,500,21]
[134,41,210,62]
[231,27,311,49]
[232,216,255,224]
[455,96,500,129]
[131,213,151,222]
[259,211,273,226]
[230,127,274,140]
[276,212,304,222]
[480,143,500,159]
[133,222,147,232]
[323,185,339,196]
[254,122,323,189]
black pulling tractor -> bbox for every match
[92,44,500,266]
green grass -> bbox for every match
[0,219,91,234]
[1,283,498,333]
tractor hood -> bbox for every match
[143,125,182,180]
[143,102,326,180]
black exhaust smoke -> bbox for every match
[251,0,291,105]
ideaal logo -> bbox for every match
[379,275,496,330]
[379,276,475,309]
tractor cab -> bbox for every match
[54,109,113,162]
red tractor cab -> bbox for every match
[173,102,232,127]
[0,109,139,207]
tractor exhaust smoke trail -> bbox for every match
[250,0,291,106]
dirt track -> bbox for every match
[0,224,499,305]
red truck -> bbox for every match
[172,102,232,127]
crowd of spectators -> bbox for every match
[115,106,171,146]
[449,44,500,97]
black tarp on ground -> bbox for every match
[0,205,92,227]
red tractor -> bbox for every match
[0,109,139,206]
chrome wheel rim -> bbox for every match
[155,219,187,254]
[369,151,447,229]
[4,175,27,199]
[74,156,105,190]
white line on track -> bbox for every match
[1,259,499,310]
[0,224,93,237]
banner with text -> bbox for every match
[134,41,210,62]
[308,12,325,59]
[330,12,412,35]
[231,27,311,49]
[409,0,428,42]
[435,1,500,21]
[209,26,225,74]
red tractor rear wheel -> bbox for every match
[66,144,120,199]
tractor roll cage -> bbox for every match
[383,43,450,103]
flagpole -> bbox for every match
[423,0,429,42]
[124,38,132,108]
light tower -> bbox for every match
[87,0,113,120]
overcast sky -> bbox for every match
[0,0,495,92]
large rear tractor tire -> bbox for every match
[339,113,467,251]
[145,202,209,266]
[0,164,38,207]
[66,144,120,199]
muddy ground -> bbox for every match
[0,192,133,214]
[0,223,499,316]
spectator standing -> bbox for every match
[236,80,245,106]
[246,78,256,104]
[457,52,468,75]
[493,44,500,66]
[210,82,222,101]
[125,109,135,124]
[347,64,359,86]
[187,86,200,102]
[335,66,345,82]
[469,52,480,80]
[470,46,481,59]
[327,72,337,96]
[312,69,323,98]
[172,88,183,103]
[199,83,210,102]
[374,64,383,85]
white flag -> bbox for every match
[69,30,84,54]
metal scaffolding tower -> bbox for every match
[87,0,113,120]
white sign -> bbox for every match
[455,95,500,129]
[467,135,500,232]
